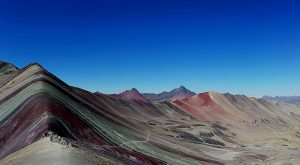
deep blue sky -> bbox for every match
[0,0,300,96]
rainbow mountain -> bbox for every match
[1,62,300,165]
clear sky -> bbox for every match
[0,0,299,96]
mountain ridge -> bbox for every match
[262,95,300,104]
[0,61,19,75]
[143,85,196,101]
[108,88,150,102]
[0,63,164,164]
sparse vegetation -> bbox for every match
[175,125,191,129]
[212,123,227,130]
[199,131,214,137]
[202,137,225,146]
[179,132,203,144]
[170,128,182,134]
[193,124,205,127]
[148,122,157,125]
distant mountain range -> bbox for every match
[109,88,150,102]
[106,85,196,102]
[143,85,196,101]
[106,86,300,105]
[262,95,300,104]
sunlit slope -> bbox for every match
[172,92,300,145]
